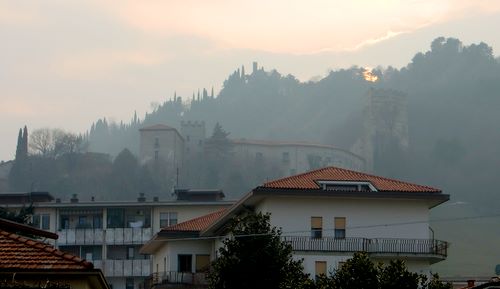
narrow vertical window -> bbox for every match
[311,217,322,238]
[334,217,346,239]
[315,261,327,277]
[195,255,210,272]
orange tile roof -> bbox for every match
[162,209,227,232]
[261,166,441,193]
[0,229,93,270]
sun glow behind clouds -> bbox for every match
[99,0,500,54]
[363,68,379,82]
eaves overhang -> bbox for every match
[252,187,449,208]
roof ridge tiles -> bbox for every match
[261,166,441,192]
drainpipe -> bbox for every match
[429,226,434,240]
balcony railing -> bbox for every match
[282,236,448,258]
[105,228,153,245]
[146,272,207,289]
[57,228,152,245]
[103,259,151,277]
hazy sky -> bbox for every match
[1,0,500,161]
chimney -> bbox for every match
[70,194,78,203]
[91,196,95,202]
[467,280,475,287]
[153,196,159,202]
[137,193,146,202]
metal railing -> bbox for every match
[282,236,448,257]
[57,227,152,245]
[146,272,208,289]
[103,259,151,277]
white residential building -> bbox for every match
[0,190,233,289]
[141,166,449,287]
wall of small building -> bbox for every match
[152,239,214,275]
[232,142,367,175]
[139,129,184,169]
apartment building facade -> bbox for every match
[1,191,233,289]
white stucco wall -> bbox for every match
[256,196,430,239]
[154,240,213,273]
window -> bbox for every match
[282,152,290,163]
[311,217,322,238]
[32,215,40,228]
[255,152,263,162]
[178,255,192,272]
[154,150,159,161]
[186,135,190,141]
[334,217,346,239]
[60,216,69,229]
[78,216,87,228]
[32,214,50,230]
[127,247,135,259]
[93,215,102,229]
[125,277,134,289]
[198,140,203,146]
[160,212,178,228]
[195,255,210,272]
[315,261,327,277]
[154,137,160,148]
[41,214,50,230]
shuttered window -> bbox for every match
[315,261,327,276]
[311,217,322,238]
[195,255,210,272]
[334,217,346,239]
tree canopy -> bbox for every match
[207,212,312,289]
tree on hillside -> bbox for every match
[207,212,312,289]
[30,128,86,158]
[203,123,233,187]
[9,126,30,191]
[109,148,139,198]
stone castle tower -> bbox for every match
[180,121,206,157]
[352,88,409,171]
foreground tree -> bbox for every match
[333,252,379,289]
[319,252,451,289]
[207,212,312,289]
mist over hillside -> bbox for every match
[88,37,500,204]
[5,37,500,276]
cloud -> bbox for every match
[0,2,43,26]
[92,0,500,54]
[54,49,170,79]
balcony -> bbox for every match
[58,228,104,245]
[146,272,207,289]
[57,228,152,245]
[103,259,151,277]
[282,236,448,261]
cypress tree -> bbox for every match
[15,128,23,160]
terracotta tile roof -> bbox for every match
[0,229,93,270]
[162,209,227,232]
[261,166,441,193]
